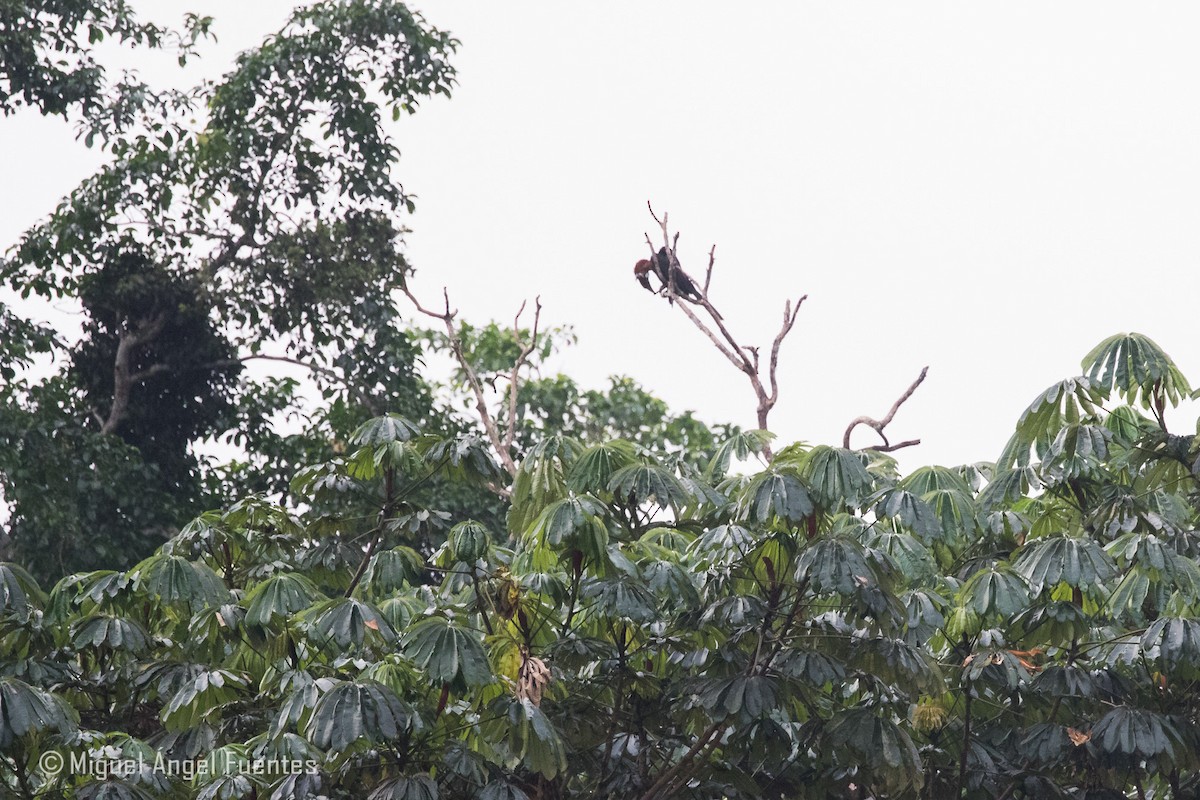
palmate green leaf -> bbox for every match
[128,553,228,612]
[607,463,690,510]
[161,668,247,730]
[871,488,942,541]
[304,679,420,752]
[1141,617,1200,673]
[737,469,814,524]
[566,440,639,494]
[477,782,531,800]
[775,649,846,686]
[420,433,504,486]
[705,429,774,481]
[825,708,923,792]
[1106,531,1200,591]
[1013,601,1092,646]
[1042,424,1110,481]
[638,526,696,552]
[853,636,943,694]
[0,562,43,622]
[508,436,580,537]
[922,488,979,543]
[795,536,876,596]
[497,698,568,779]
[641,560,700,609]
[1017,722,1071,766]
[46,571,129,623]
[362,546,425,594]
[0,676,74,748]
[1083,332,1193,409]
[900,465,973,496]
[688,524,757,566]
[1029,665,1099,698]
[307,597,396,649]
[700,594,766,629]
[1012,535,1117,593]
[583,577,658,624]
[698,674,780,719]
[369,774,439,800]
[70,614,150,652]
[1091,706,1188,763]
[243,572,324,627]
[1105,403,1155,443]
[271,673,328,737]
[347,439,422,480]
[962,648,1035,688]
[903,588,947,635]
[795,445,874,510]
[445,520,491,564]
[350,413,422,446]
[1004,377,1108,467]
[401,617,494,691]
[525,494,607,557]
[1105,568,1151,620]
[871,531,935,578]
[958,566,1030,618]
[977,466,1040,510]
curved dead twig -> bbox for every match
[843,367,929,452]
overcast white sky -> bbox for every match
[3,2,1200,471]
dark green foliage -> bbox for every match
[4,331,1200,797]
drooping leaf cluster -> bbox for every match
[2,332,1199,798]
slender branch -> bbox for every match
[639,720,725,800]
[402,284,533,478]
[345,467,394,598]
[843,366,929,452]
[767,296,805,406]
[703,244,716,295]
[504,297,542,458]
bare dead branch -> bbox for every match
[504,297,542,459]
[768,296,806,405]
[843,367,930,452]
[402,284,537,480]
[639,207,808,459]
[703,244,716,295]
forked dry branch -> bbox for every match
[639,203,927,459]
[402,284,541,479]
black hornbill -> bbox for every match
[633,247,702,301]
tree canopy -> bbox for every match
[5,3,1200,799]
[1,332,1199,798]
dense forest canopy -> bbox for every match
[4,2,1200,799]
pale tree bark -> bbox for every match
[402,285,541,480]
[843,366,928,452]
[639,203,928,459]
[100,313,169,435]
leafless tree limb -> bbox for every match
[402,284,538,479]
[703,244,716,295]
[843,366,929,452]
[640,205,806,459]
[505,297,542,457]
